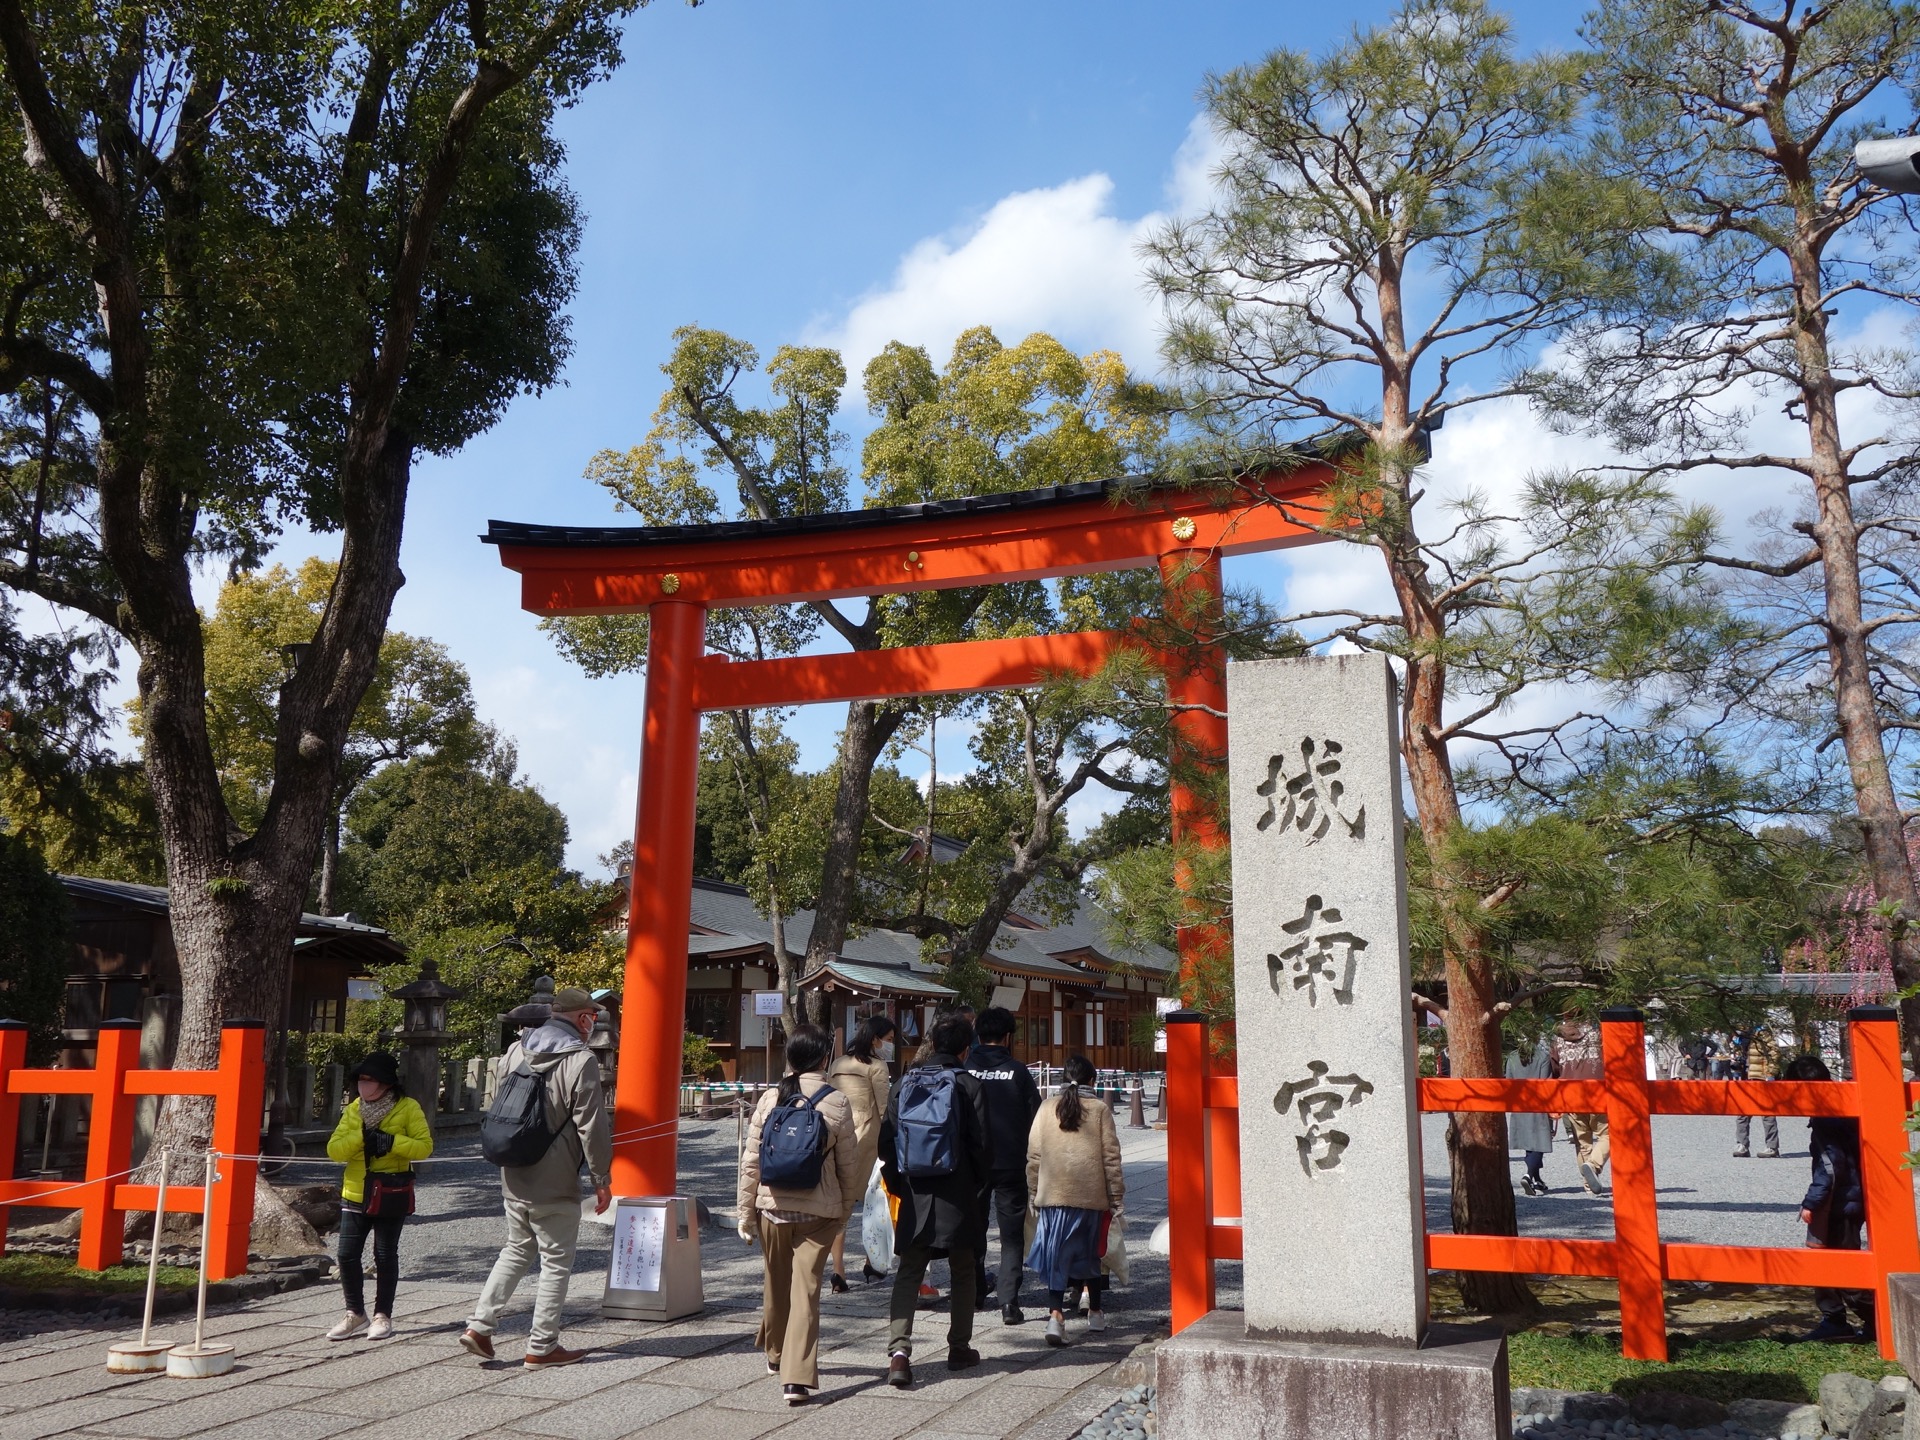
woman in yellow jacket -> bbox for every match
[325,1051,432,1341]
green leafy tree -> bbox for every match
[1143,0,1731,1302]
[547,325,1168,998]
[0,829,68,1059]
[0,0,649,1153]
[342,737,616,1056]
[197,558,478,911]
[1543,0,1920,1058]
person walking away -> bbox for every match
[967,1005,1043,1324]
[1552,1017,1610,1194]
[1733,1027,1781,1158]
[739,1023,861,1406]
[324,1051,432,1341]
[461,988,613,1369]
[826,1015,895,1291]
[878,1012,992,1388]
[1505,1038,1556,1196]
[1026,1053,1125,1347]
[1786,1054,1875,1340]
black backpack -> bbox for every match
[759,1086,830,1189]
[480,1059,559,1168]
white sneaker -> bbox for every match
[367,1315,393,1341]
[326,1312,369,1341]
[1087,1311,1108,1333]
[1045,1315,1066,1348]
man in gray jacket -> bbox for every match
[461,988,613,1368]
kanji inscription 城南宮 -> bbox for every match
[1267,894,1367,1006]
[1254,737,1364,843]
[1273,1061,1376,1176]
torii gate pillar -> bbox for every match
[614,598,706,1198]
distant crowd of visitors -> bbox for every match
[315,993,1130,1405]
[1505,1016,1872,1342]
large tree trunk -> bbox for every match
[317,803,341,916]
[803,698,908,977]
[139,433,410,1173]
[1377,438,1531,1314]
[1789,246,1920,1061]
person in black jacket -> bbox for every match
[877,1012,993,1389]
[966,1005,1043,1324]
[1788,1055,1875,1341]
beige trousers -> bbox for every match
[1567,1113,1611,1175]
[756,1213,841,1389]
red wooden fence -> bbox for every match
[0,1018,267,1281]
[1166,1005,1920,1362]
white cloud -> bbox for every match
[811,114,1224,379]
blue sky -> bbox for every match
[252,2,1614,869]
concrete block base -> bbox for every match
[1888,1273,1920,1375]
[1155,1310,1511,1440]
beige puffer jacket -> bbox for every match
[1027,1086,1125,1213]
[738,1072,862,1221]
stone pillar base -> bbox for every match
[1155,1311,1511,1440]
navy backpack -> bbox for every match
[759,1086,830,1189]
[894,1066,961,1178]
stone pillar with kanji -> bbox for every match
[1155,654,1508,1440]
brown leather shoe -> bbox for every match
[458,1329,494,1360]
[887,1351,913,1388]
[523,1345,589,1370]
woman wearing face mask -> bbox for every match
[325,1051,433,1340]
[826,1015,896,1291]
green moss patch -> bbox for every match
[0,1252,200,1294]
[1508,1331,1902,1404]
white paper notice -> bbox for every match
[610,1204,666,1293]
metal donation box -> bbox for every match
[601,1195,704,1322]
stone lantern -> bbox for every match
[391,958,460,1126]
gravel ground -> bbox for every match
[1421,1111,1862,1249]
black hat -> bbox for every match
[349,1051,400,1088]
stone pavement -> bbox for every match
[0,1124,1172,1440]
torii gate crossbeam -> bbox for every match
[486,469,1342,1197]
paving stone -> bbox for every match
[920,1381,1062,1434]
[760,1394,951,1439]
[265,1346,463,1387]
[97,1382,334,1439]
[647,1345,775,1392]
[163,1409,364,1440]
[0,1389,166,1440]
[1001,1349,1129,1387]
[480,1350,681,1398]
[287,1362,514,1416]
[613,1404,792,1440]
[321,1393,553,1440]
[511,1383,716,1440]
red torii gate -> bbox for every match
[487,469,1341,1196]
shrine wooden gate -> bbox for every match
[488,471,1342,1196]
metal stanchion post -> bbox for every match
[165,1153,235,1377]
[107,1146,174,1372]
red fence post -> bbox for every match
[0,1020,24,1255]
[1601,1007,1667,1361]
[206,1021,266,1282]
[1167,1010,1214,1333]
[1848,1007,1919,1361]
[76,1020,141,1271]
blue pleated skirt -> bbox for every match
[1025,1205,1105,1290]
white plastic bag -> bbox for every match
[861,1160,895,1273]
[1101,1212,1130,1287]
